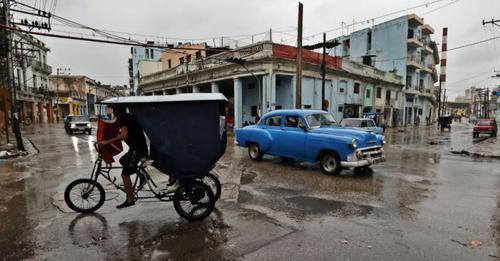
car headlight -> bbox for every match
[351,139,358,149]
[87,123,91,127]
[382,136,386,145]
[71,124,76,128]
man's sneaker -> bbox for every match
[116,200,135,209]
[166,181,179,193]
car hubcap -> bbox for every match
[323,155,336,172]
[250,146,258,158]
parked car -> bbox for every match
[339,118,385,135]
[236,109,386,175]
[473,119,497,138]
[64,115,92,135]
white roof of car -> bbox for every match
[101,93,227,104]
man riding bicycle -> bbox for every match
[98,106,148,209]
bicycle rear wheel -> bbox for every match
[64,179,105,213]
[201,172,221,201]
[173,181,215,222]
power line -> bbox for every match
[281,0,452,44]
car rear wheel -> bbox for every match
[248,143,263,161]
[320,152,341,176]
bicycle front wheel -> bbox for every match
[64,179,105,213]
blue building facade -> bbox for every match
[333,14,440,126]
[128,45,163,94]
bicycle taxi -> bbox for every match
[64,93,227,221]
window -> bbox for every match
[195,51,202,60]
[285,116,301,128]
[386,90,391,100]
[376,87,382,98]
[366,120,375,127]
[367,31,372,50]
[150,49,154,59]
[168,59,172,68]
[130,47,134,54]
[265,116,282,127]
[179,57,184,64]
[366,89,371,98]
[354,83,360,94]
[146,49,149,58]
[406,76,412,88]
[339,88,345,93]
[186,55,191,63]
[33,75,37,89]
[338,106,343,112]
[251,106,258,117]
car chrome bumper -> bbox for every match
[341,156,386,167]
[342,146,386,167]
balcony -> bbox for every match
[407,36,424,48]
[421,39,434,54]
[31,61,53,75]
[422,63,434,74]
[421,24,435,35]
[407,55,423,69]
[408,14,424,26]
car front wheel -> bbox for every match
[320,152,341,176]
[248,143,263,161]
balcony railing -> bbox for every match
[31,61,53,75]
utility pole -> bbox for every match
[321,33,326,111]
[482,19,500,27]
[295,2,303,109]
[3,0,24,150]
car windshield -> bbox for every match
[477,120,492,126]
[305,113,337,128]
[70,116,89,121]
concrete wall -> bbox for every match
[138,60,163,78]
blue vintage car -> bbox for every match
[235,109,386,175]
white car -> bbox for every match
[340,118,385,135]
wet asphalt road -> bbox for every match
[1,122,500,260]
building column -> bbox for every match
[192,85,200,93]
[233,78,243,129]
[31,103,36,123]
[162,89,168,95]
[291,76,297,109]
[211,82,219,93]
[38,103,43,123]
[47,104,53,123]
[176,88,182,94]
[262,73,276,114]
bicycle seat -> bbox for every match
[139,155,153,165]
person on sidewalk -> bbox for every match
[98,106,148,209]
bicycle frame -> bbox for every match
[90,147,174,202]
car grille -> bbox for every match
[75,123,88,128]
[359,147,384,159]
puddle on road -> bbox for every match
[238,190,253,204]
[240,172,257,185]
[286,196,374,217]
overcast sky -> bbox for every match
[21,0,500,100]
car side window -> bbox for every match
[367,120,375,127]
[361,121,368,128]
[265,116,282,127]
[285,116,301,128]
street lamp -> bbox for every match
[225,56,261,121]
